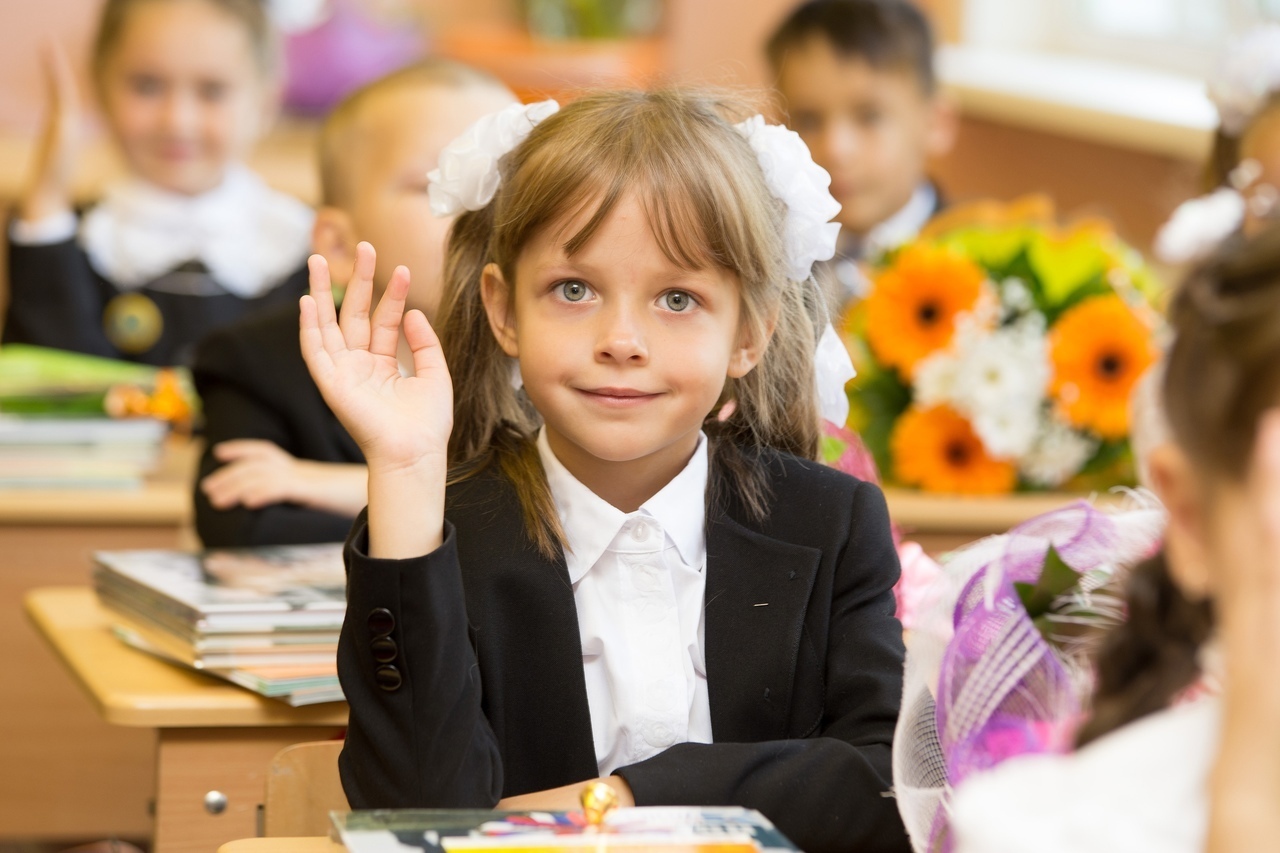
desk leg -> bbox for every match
[152,725,345,853]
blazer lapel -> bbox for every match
[703,512,822,742]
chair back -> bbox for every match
[263,740,348,837]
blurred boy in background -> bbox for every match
[193,60,516,547]
[768,0,956,308]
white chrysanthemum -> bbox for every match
[1020,416,1099,488]
[913,349,962,409]
[1001,277,1034,315]
[952,326,1048,458]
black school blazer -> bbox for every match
[191,299,364,547]
[338,451,911,853]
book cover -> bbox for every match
[93,543,347,630]
[333,808,800,853]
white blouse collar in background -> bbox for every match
[861,180,937,260]
[535,427,708,580]
[80,164,314,298]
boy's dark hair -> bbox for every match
[766,0,937,93]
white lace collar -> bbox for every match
[80,164,314,298]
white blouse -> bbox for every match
[951,695,1221,853]
[536,428,714,776]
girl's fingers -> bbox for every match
[212,439,274,461]
[369,265,411,359]
[299,295,335,382]
[339,243,377,351]
[306,256,347,356]
[403,308,449,379]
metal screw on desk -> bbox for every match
[204,790,228,815]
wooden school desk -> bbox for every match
[0,436,200,842]
[220,837,343,853]
[25,586,347,853]
[883,487,1124,555]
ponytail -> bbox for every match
[1075,551,1214,748]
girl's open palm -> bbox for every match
[299,243,453,474]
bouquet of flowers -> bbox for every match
[842,197,1163,495]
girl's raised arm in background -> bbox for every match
[299,243,450,559]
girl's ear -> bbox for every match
[1148,443,1214,600]
[312,207,358,283]
[481,263,520,358]
[925,93,959,159]
[727,313,776,379]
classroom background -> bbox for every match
[0,0,1265,851]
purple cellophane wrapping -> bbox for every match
[892,493,1165,853]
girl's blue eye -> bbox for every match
[663,290,693,312]
[560,280,589,302]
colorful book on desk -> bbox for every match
[333,807,800,853]
[94,542,346,706]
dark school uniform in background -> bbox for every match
[339,453,912,853]
[192,300,363,548]
[2,166,313,367]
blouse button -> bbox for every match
[631,522,650,542]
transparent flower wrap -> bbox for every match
[892,493,1165,852]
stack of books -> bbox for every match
[0,344,195,488]
[0,416,168,488]
[93,543,347,705]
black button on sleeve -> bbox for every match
[374,665,402,692]
[370,636,398,664]
[367,607,395,637]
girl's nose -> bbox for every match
[595,306,648,365]
[160,91,199,135]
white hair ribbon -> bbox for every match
[735,114,855,426]
[427,99,560,217]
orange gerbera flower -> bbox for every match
[891,405,1018,494]
[864,244,986,376]
[1049,294,1158,440]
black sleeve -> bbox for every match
[192,333,357,548]
[614,482,909,853]
[337,515,505,808]
[3,237,119,357]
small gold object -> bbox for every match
[580,781,619,827]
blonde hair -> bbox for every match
[93,0,278,82]
[319,60,510,207]
[438,88,826,558]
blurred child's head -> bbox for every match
[312,60,515,320]
[1079,225,1280,746]
[439,89,827,553]
[93,0,279,195]
[767,0,955,238]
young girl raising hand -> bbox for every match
[301,90,910,853]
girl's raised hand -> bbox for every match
[20,41,81,223]
[299,242,453,476]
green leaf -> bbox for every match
[847,368,911,478]
[1013,545,1084,620]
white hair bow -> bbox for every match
[427,100,560,217]
[735,115,855,426]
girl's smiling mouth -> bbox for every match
[576,386,663,407]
